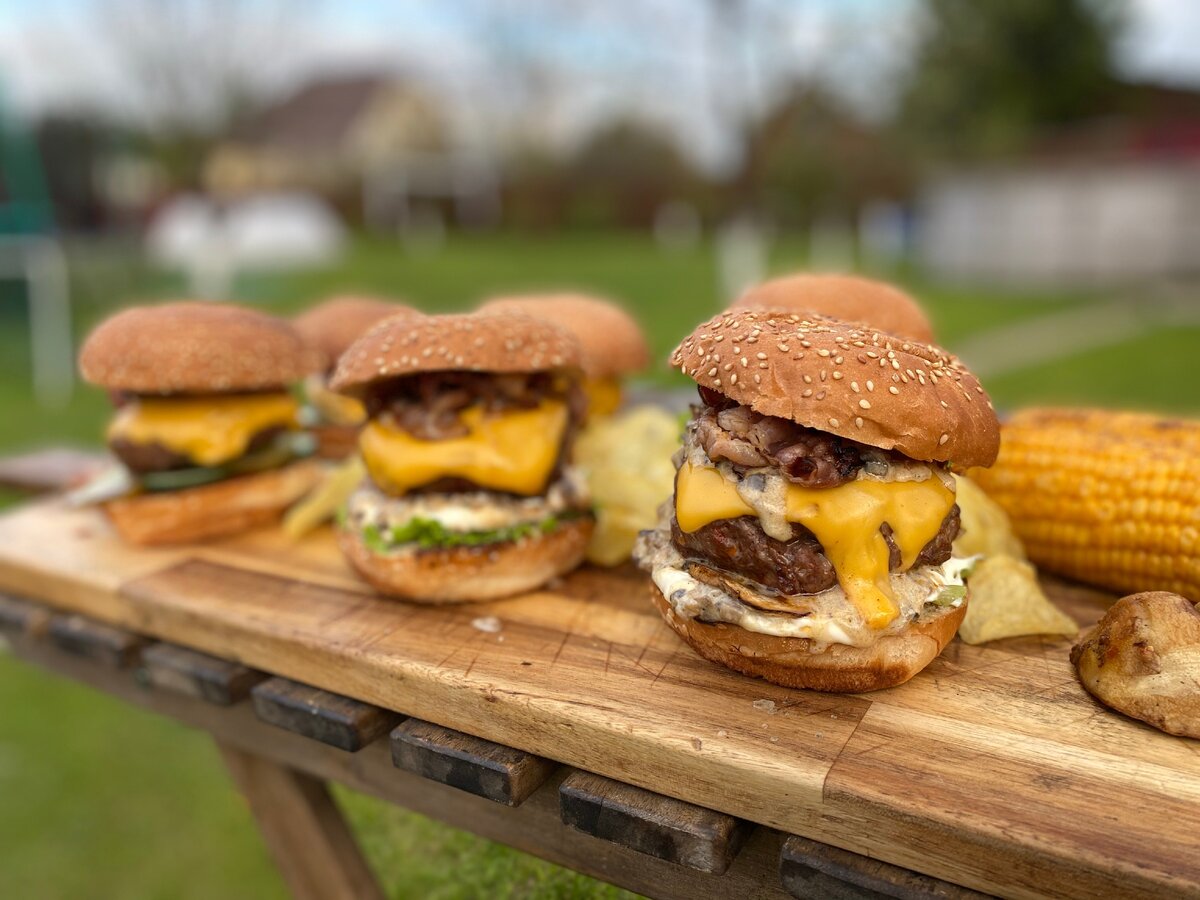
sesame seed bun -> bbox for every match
[478,293,650,379]
[330,311,583,395]
[80,301,323,394]
[102,459,323,545]
[338,516,593,603]
[671,309,999,469]
[649,580,967,692]
[294,295,419,369]
[733,273,935,343]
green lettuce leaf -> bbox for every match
[362,511,583,553]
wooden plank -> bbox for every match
[560,770,752,875]
[217,742,385,900]
[0,501,1197,898]
[251,677,399,752]
[0,448,107,493]
[0,593,52,639]
[141,642,265,706]
[48,614,145,668]
[391,718,556,806]
[12,639,796,900]
[780,835,990,900]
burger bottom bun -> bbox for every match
[103,459,323,546]
[648,583,966,693]
[339,516,593,604]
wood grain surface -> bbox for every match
[251,677,400,752]
[0,499,1197,898]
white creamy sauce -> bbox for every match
[347,467,589,533]
[635,517,969,650]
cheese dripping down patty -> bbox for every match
[107,392,300,468]
[673,458,956,631]
[359,398,569,497]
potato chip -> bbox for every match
[958,555,1079,644]
[576,405,678,566]
[953,475,1027,560]
[282,456,365,539]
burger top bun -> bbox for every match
[80,301,323,394]
[733,273,935,344]
[671,308,1000,469]
[294,295,418,369]
[331,311,582,395]
[479,292,649,379]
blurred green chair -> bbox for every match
[0,86,72,408]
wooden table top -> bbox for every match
[0,496,1196,899]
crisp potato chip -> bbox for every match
[953,475,1027,560]
[576,405,678,566]
[282,456,365,539]
[959,555,1079,644]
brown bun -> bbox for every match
[294,295,419,368]
[479,293,649,378]
[672,309,999,468]
[80,301,323,394]
[310,424,362,460]
[339,517,593,603]
[734,273,935,343]
[102,460,323,545]
[650,582,966,692]
[331,311,583,395]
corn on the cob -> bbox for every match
[969,407,1200,600]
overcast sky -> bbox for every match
[2,0,1199,171]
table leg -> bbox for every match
[216,741,385,900]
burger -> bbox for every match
[329,311,594,603]
[293,295,417,457]
[633,309,1000,691]
[732,273,935,344]
[478,293,649,417]
[78,302,325,545]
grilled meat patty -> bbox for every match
[670,505,960,596]
[110,425,286,474]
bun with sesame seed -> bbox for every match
[330,311,582,395]
[732,273,936,344]
[331,311,592,604]
[294,295,419,371]
[80,301,323,393]
[670,308,998,469]
[632,307,999,692]
[478,293,649,379]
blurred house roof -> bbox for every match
[1033,82,1200,163]
[234,75,392,151]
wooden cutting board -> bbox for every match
[1,496,1196,899]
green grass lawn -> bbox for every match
[1,231,1197,899]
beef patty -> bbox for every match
[670,504,960,596]
[110,425,286,474]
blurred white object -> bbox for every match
[654,201,702,251]
[715,214,768,300]
[0,236,72,408]
[146,192,346,296]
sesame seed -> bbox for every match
[835,356,843,364]
[940,400,949,408]
[859,399,871,409]
[803,374,813,384]
[820,370,827,381]
[713,377,722,385]
[939,433,949,445]
[729,373,738,384]
[802,388,813,397]
[889,386,899,395]
[778,344,790,352]
[832,371,843,380]
[855,417,864,428]
[753,374,761,383]
[708,367,717,376]
[828,417,840,427]
[851,381,860,392]
[816,390,826,400]
[866,380,874,391]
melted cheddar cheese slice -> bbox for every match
[107,393,299,467]
[582,377,623,418]
[674,462,955,630]
[360,399,568,497]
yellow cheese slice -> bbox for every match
[675,462,955,630]
[107,393,299,467]
[360,399,568,497]
[582,377,623,418]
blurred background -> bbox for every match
[2,1,1199,897]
